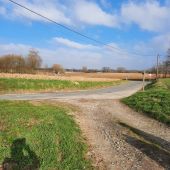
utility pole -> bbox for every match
[156,54,159,79]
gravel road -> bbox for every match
[0,81,169,170]
[64,99,170,170]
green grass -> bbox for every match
[0,101,92,170]
[122,79,170,125]
[0,78,123,93]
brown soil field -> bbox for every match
[0,72,156,81]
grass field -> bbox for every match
[0,101,92,170]
[0,77,123,93]
[122,79,170,125]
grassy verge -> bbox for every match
[122,79,170,125]
[0,101,92,169]
[0,78,123,93]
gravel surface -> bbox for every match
[62,99,170,170]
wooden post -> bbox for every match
[142,70,145,92]
[156,54,159,79]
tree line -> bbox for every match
[148,48,170,77]
[0,48,170,76]
[163,48,170,77]
[0,49,42,73]
[0,49,65,74]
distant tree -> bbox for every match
[164,48,170,77]
[0,54,25,73]
[82,66,88,73]
[13,55,26,73]
[102,67,111,73]
[147,66,157,74]
[117,67,126,73]
[26,49,42,70]
[52,64,65,74]
[0,50,43,74]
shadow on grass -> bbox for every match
[120,123,170,169]
[2,138,40,170]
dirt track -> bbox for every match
[63,99,170,170]
[0,81,169,169]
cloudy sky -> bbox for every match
[0,0,170,69]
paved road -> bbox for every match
[0,81,144,100]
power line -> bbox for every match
[8,0,153,57]
[7,0,114,48]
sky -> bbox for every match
[0,0,170,70]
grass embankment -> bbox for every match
[0,101,92,169]
[0,78,123,93]
[122,79,170,125]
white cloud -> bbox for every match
[0,6,6,15]
[1,0,170,32]
[0,43,32,55]
[1,0,119,27]
[34,48,102,69]
[133,33,170,56]
[0,42,102,68]
[2,0,71,25]
[53,37,96,49]
[73,0,118,27]
[151,33,170,52]
[121,1,170,32]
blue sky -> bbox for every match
[0,0,170,69]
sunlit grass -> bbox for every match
[0,78,123,93]
[0,101,92,169]
[122,79,170,125]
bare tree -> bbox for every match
[52,64,65,74]
[0,50,43,74]
[102,67,111,73]
[0,54,25,73]
[26,49,42,70]
[164,48,170,77]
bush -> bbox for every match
[52,64,65,74]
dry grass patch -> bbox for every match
[0,72,155,81]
